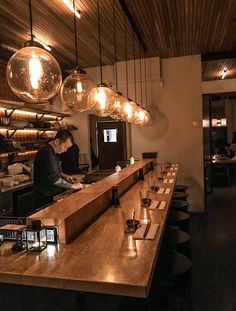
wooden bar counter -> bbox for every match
[0,161,179,298]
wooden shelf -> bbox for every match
[0,99,71,118]
[0,100,24,110]
[0,100,76,160]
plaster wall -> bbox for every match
[130,55,204,212]
[60,55,204,212]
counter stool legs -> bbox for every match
[150,250,192,311]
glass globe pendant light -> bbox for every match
[121,98,137,123]
[109,0,125,120]
[110,91,126,120]
[87,0,115,117]
[119,14,137,123]
[143,109,151,125]
[130,29,144,126]
[143,56,152,125]
[60,0,95,112]
[6,0,62,103]
[134,44,148,126]
[135,104,146,125]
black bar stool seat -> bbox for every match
[169,250,192,277]
[171,199,189,213]
[168,211,190,233]
[174,184,188,192]
[168,227,191,258]
[172,192,189,201]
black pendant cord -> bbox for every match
[133,30,137,102]
[28,0,33,40]
[73,0,79,68]
[139,43,143,106]
[97,0,103,83]
[113,0,118,91]
[144,56,148,110]
[124,13,129,97]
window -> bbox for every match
[103,129,117,142]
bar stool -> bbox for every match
[168,227,191,258]
[150,250,192,310]
[174,184,188,192]
[168,211,190,233]
[172,192,189,201]
[171,200,189,213]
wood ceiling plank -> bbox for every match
[0,0,236,80]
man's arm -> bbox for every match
[54,177,83,190]
[61,172,75,183]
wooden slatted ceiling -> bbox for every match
[202,59,236,81]
[0,0,236,81]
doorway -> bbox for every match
[89,115,127,170]
[203,93,236,197]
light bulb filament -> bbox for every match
[95,88,106,109]
[29,54,43,89]
[76,81,83,93]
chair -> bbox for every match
[212,163,231,186]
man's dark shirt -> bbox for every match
[34,144,63,197]
[59,143,80,174]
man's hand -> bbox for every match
[61,173,75,183]
[71,182,84,190]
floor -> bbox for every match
[191,185,236,311]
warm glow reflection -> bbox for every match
[46,245,57,259]
[104,269,116,282]
[18,151,37,156]
[14,110,36,117]
[62,0,81,18]
[15,129,38,133]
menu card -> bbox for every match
[133,224,159,240]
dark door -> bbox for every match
[203,95,213,195]
[97,121,127,169]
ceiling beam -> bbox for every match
[118,0,147,53]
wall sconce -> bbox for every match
[26,220,47,252]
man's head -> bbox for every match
[52,130,74,154]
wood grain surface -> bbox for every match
[0,161,179,298]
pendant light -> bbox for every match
[132,30,144,126]
[120,14,136,123]
[60,0,95,112]
[109,0,126,120]
[6,0,62,103]
[143,55,151,125]
[134,44,146,126]
[87,0,115,117]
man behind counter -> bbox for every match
[33,130,83,209]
